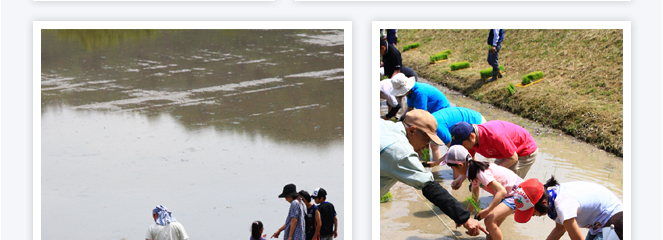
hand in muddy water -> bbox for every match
[451,177,465,190]
[476,208,494,221]
[460,218,488,236]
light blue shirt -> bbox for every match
[406,82,450,114]
[432,107,483,145]
[380,120,434,197]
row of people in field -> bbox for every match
[380,108,623,240]
[379,31,622,240]
[144,185,337,240]
[270,184,338,240]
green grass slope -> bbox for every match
[397,29,623,156]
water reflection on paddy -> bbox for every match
[41,29,345,239]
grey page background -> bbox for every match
[2,1,661,239]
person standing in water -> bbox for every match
[272,184,306,240]
[250,221,267,240]
[145,205,189,240]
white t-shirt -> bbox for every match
[552,182,622,235]
[380,79,399,107]
[146,222,189,240]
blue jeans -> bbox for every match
[487,42,502,72]
[586,231,603,240]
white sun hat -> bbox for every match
[389,73,416,97]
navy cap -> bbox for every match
[312,188,327,198]
[449,122,473,146]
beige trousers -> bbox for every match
[494,149,538,179]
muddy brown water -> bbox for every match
[41,29,344,239]
[380,79,623,240]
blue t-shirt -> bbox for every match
[406,82,451,114]
[432,107,483,145]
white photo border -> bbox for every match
[372,21,630,240]
[33,21,352,240]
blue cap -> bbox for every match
[449,122,473,146]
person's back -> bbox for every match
[312,188,337,240]
[433,107,483,145]
[475,120,537,158]
[381,43,417,79]
[553,181,623,232]
[146,205,189,240]
[317,201,336,239]
[304,204,320,240]
[146,222,188,240]
[407,82,450,114]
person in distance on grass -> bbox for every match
[449,120,538,180]
[390,73,451,115]
[299,190,322,240]
[385,29,398,46]
[272,184,306,240]
[486,29,505,82]
[380,38,418,80]
[443,145,524,240]
[312,188,337,240]
[514,176,623,240]
[146,205,189,240]
[380,109,488,236]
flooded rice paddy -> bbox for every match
[380,79,623,240]
[41,29,344,239]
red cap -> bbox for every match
[513,178,544,223]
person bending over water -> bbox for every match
[514,176,623,240]
[444,145,523,240]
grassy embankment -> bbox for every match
[397,29,623,157]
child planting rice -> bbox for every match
[443,145,524,240]
[514,177,623,240]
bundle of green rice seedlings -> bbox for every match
[522,71,544,85]
[420,148,430,161]
[479,65,505,79]
[506,83,516,96]
[402,42,420,52]
[464,195,481,213]
[430,50,451,63]
[380,192,393,203]
[450,61,470,71]
[429,53,449,63]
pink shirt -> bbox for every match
[469,163,524,197]
[469,120,537,159]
